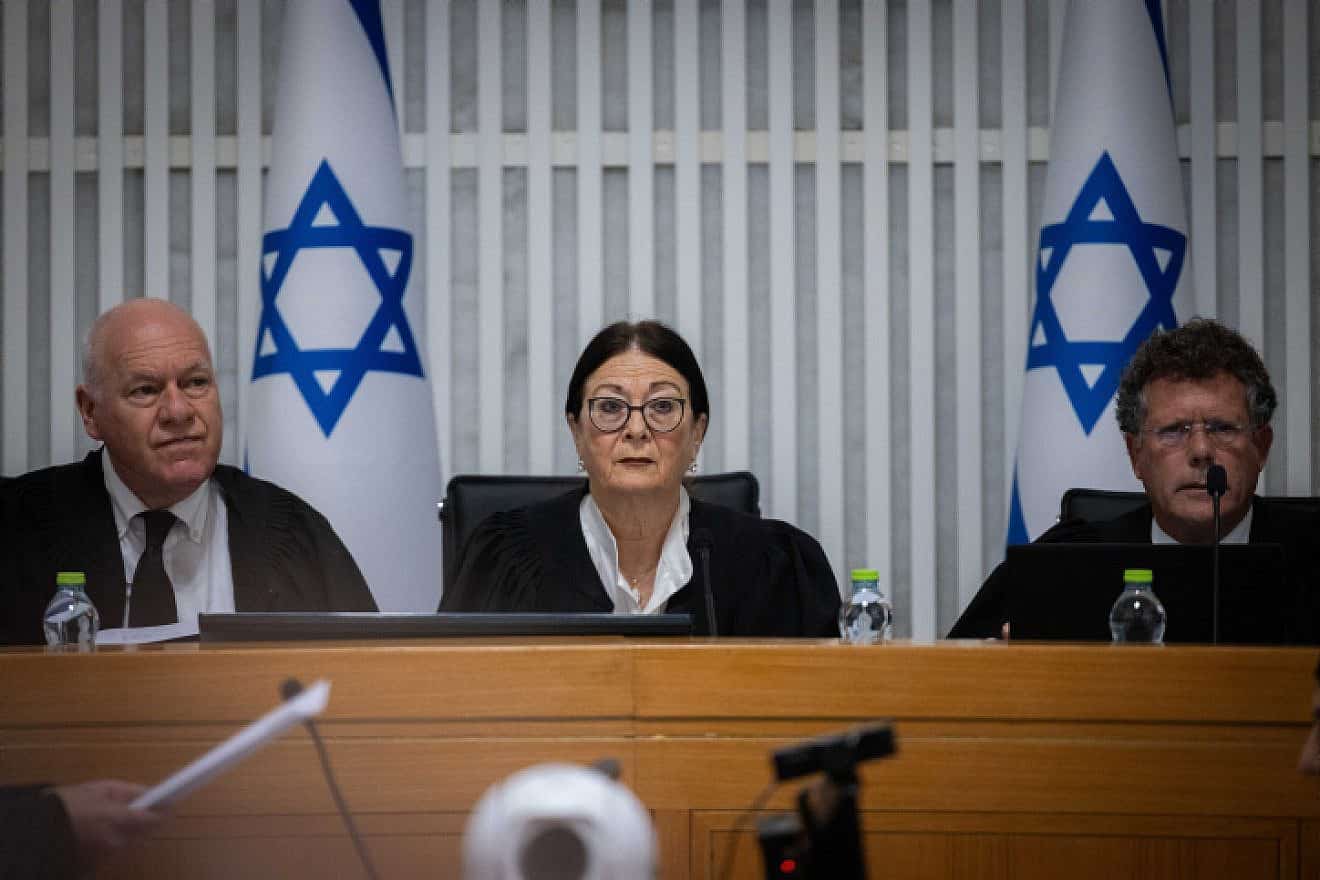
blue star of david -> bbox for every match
[1027,150,1184,435]
[253,159,422,437]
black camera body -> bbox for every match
[756,723,896,880]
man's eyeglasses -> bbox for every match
[1144,419,1250,449]
[587,397,687,434]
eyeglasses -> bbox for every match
[587,397,687,434]
[1144,419,1250,449]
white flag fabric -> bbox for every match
[1008,0,1191,544]
[246,0,442,609]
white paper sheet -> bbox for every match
[96,620,201,645]
[131,679,331,810]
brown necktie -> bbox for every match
[129,510,178,626]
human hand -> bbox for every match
[51,780,164,869]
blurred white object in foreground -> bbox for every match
[463,762,656,880]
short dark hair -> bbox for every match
[565,320,710,428]
[1115,318,1277,435]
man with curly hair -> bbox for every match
[951,319,1318,641]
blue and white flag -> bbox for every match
[246,0,442,609]
[1008,0,1191,544]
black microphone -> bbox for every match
[280,679,380,880]
[691,528,718,637]
[1206,464,1228,645]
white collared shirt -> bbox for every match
[1151,505,1253,545]
[580,488,694,614]
[102,454,235,630]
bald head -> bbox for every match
[75,298,222,508]
[82,299,211,400]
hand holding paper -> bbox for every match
[131,679,331,810]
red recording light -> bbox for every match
[779,858,798,874]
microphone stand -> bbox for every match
[1206,464,1227,645]
[1212,496,1221,644]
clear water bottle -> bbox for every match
[43,571,100,650]
[839,568,893,644]
[1108,568,1166,644]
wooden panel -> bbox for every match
[630,642,1315,724]
[100,814,468,880]
[0,641,1314,880]
[697,812,1294,880]
[2,738,636,815]
[0,642,634,725]
[635,732,1316,817]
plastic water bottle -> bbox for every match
[839,568,893,644]
[1108,568,1166,644]
[42,571,100,650]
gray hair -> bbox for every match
[1114,318,1277,435]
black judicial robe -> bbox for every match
[0,449,377,645]
[0,786,77,880]
[947,497,1320,641]
[439,489,841,637]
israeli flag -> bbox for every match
[1008,0,1191,543]
[245,0,442,609]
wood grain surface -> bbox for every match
[0,639,1313,879]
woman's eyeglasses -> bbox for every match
[587,397,687,433]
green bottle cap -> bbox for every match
[850,568,880,582]
[1123,568,1153,584]
[55,571,87,587]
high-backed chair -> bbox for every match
[1057,488,1146,523]
[438,472,761,593]
[1059,487,1320,525]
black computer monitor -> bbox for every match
[198,612,694,641]
[1005,542,1294,644]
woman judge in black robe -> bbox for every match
[439,320,840,636]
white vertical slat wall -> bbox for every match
[3,0,29,474]
[1235,1,1264,348]
[906,0,936,640]
[1,0,1317,638]
[97,0,124,319]
[48,0,75,466]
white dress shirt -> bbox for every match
[1151,505,1252,545]
[580,488,693,614]
[103,455,235,630]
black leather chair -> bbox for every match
[1059,487,1320,524]
[1058,488,1147,523]
[438,471,761,592]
